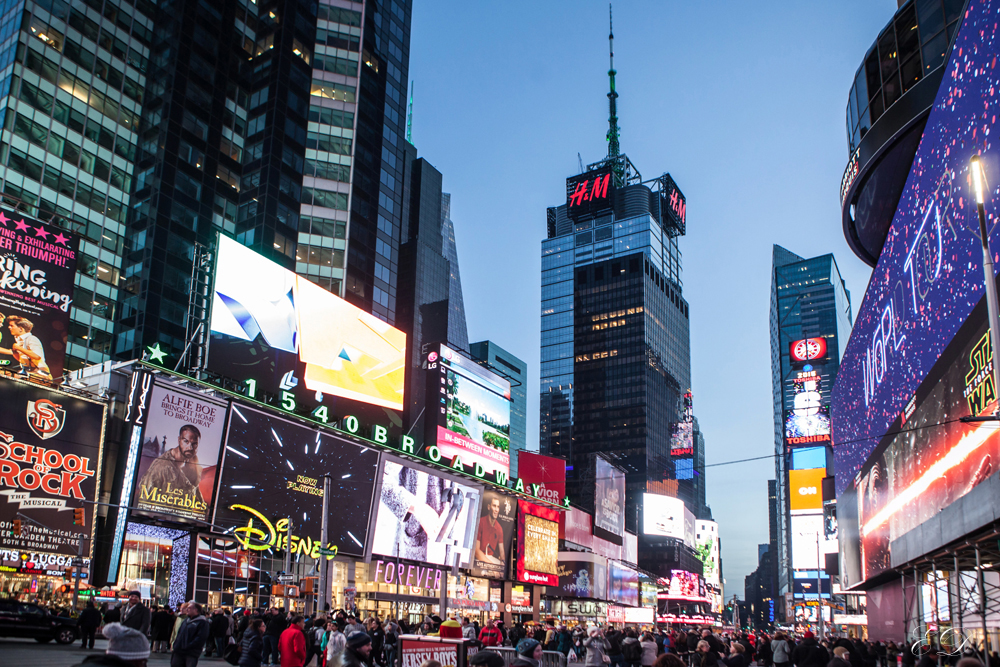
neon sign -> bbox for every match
[569,173,611,208]
[790,338,828,363]
[229,504,339,559]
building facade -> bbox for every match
[470,340,527,478]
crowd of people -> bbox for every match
[64,597,1000,667]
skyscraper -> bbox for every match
[470,340,527,477]
[539,12,694,537]
[769,245,852,606]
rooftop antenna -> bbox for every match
[406,81,414,143]
[578,152,584,173]
[606,3,621,160]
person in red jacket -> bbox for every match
[279,616,308,667]
[479,620,503,647]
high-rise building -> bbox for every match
[539,13,694,540]
[0,0,416,370]
[769,245,852,600]
[470,340,526,478]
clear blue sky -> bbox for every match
[409,1,895,596]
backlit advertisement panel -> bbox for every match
[593,456,625,545]
[517,451,566,506]
[516,500,559,585]
[790,338,828,364]
[431,344,512,479]
[557,552,608,600]
[784,406,831,446]
[213,404,380,558]
[209,235,406,411]
[0,378,105,558]
[791,513,837,570]
[789,469,825,512]
[695,520,720,588]
[371,457,482,567]
[831,0,1000,492]
[607,560,639,607]
[661,570,707,602]
[132,385,226,523]
[642,493,685,540]
[0,207,79,382]
[471,489,515,579]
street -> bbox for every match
[0,638,232,667]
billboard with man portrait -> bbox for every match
[471,488,515,579]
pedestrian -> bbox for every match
[606,627,625,667]
[151,606,175,653]
[462,617,477,641]
[343,632,374,667]
[104,602,122,625]
[382,621,398,667]
[172,603,189,650]
[121,592,151,636]
[470,650,507,667]
[772,632,793,667]
[172,601,211,667]
[307,618,327,667]
[640,633,658,667]
[280,616,308,667]
[558,625,575,656]
[480,619,504,647]
[369,619,385,667]
[78,600,102,650]
[326,622,348,667]
[265,608,289,666]
[240,619,266,667]
[623,631,643,667]
[723,644,748,667]
[515,638,544,667]
[585,626,611,666]
[696,641,719,667]
[71,622,151,667]
[792,632,828,667]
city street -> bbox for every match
[0,638,232,667]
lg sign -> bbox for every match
[790,338,827,363]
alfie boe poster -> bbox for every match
[132,384,227,522]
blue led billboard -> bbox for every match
[832,0,1000,493]
[791,446,826,471]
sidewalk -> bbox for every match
[0,637,233,667]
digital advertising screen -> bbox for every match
[642,493,686,539]
[131,384,227,523]
[213,404,381,558]
[790,513,830,570]
[516,500,559,585]
[371,457,482,567]
[790,338,828,364]
[607,560,639,607]
[0,207,79,382]
[430,344,512,479]
[470,488,515,580]
[209,234,406,413]
[789,468,825,513]
[663,569,707,602]
[517,451,566,506]
[784,406,831,446]
[556,552,608,600]
[793,570,832,598]
[593,455,625,544]
[791,446,827,470]
[831,0,1000,492]
[0,378,105,558]
[695,520,720,588]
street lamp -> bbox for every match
[970,155,1000,421]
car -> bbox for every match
[0,599,78,644]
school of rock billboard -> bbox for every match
[0,208,79,382]
[0,378,105,558]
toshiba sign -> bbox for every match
[789,468,825,512]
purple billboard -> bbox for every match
[831,0,1000,493]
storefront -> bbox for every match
[607,604,655,628]
[0,554,94,607]
[113,523,191,608]
[541,599,607,626]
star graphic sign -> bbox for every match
[146,343,168,364]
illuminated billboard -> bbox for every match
[557,552,608,599]
[471,489,516,579]
[661,569,707,602]
[791,446,826,470]
[566,166,614,219]
[429,344,511,480]
[370,457,482,567]
[790,513,835,570]
[784,406,831,446]
[790,338,828,364]
[695,520,720,588]
[789,469,825,512]
[831,0,1000,491]
[516,500,559,585]
[209,235,406,412]
[607,560,639,607]
[517,451,566,506]
[593,455,625,544]
[642,493,685,540]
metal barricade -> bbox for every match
[482,647,568,667]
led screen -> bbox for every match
[132,384,226,523]
[642,493,685,539]
[516,500,559,585]
[784,406,831,446]
[431,344,511,479]
[607,560,639,607]
[790,513,836,570]
[517,451,566,506]
[213,404,381,558]
[663,569,707,602]
[0,207,79,383]
[831,0,1000,491]
[791,446,827,470]
[470,489,515,580]
[557,552,608,599]
[593,455,625,544]
[371,457,482,567]
[695,520,720,588]
[209,235,406,412]
[789,468,825,512]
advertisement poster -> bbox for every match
[471,489,515,579]
[664,570,706,601]
[517,451,566,506]
[642,493,685,539]
[593,455,624,545]
[516,500,559,585]
[557,552,608,599]
[432,345,512,479]
[0,208,79,381]
[209,235,407,413]
[789,468,825,512]
[0,378,105,557]
[607,560,639,607]
[399,638,460,667]
[132,385,227,522]
[371,457,482,567]
[214,405,380,558]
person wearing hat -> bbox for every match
[344,632,374,667]
[515,638,544,667]
[122,591,151,636]
[72,622,151,667]
[470,650,507,667]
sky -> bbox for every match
[408,1,896,596]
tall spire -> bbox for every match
[406,81,414,143]
[606,3,620,159]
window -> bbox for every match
[182,111,209,140]
[292,39,311,64]
[303,187,347,210]
[309,80,355,103]
[249,87,269,110]
[308,107,354,129]
[179,140,204,169]
[217,165,239,191]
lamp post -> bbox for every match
[970,155,1000,415]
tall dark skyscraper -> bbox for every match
[539,12,698,537]
[0,0,417,370]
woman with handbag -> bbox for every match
[584,626,611,667]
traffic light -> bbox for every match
[73,507,85,526]
[12,519,20,536]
